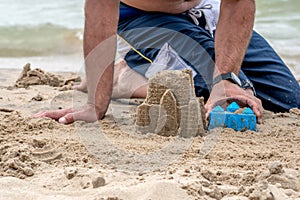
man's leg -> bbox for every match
[74,60,148,98]
[111,60,148,99]
[241,31,300,112]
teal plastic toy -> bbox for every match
[208,102,257,131]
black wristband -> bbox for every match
[213,72,242,87]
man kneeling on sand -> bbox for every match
[34,0,300,124]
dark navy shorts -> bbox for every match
[118,2,300,112]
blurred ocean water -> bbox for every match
[0,0,84,57]
[255,0,300,74]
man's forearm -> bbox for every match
[214,0,255,76]
[84,0,119,117]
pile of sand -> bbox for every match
[15,63,81,91]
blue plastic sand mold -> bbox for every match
[208,102,257,131]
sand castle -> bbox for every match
[135,69,206,138]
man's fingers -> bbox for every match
[32,111,47,118]
[44,109,73,120]
[32,108,73,120]
[245,97,263,123]
[57,110,87,124]
[58,108,98,124]
[59,113,74,124]
[204,102,213,120]
[226,95,263,122]
[223,96,263,122]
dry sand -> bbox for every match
[0,67,300,200]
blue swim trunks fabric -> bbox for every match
[119,2,143,21]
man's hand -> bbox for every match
[206,0,261,123]
[205,80,263,123]
[34,0,120,124]
[32,103,106,124]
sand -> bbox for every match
[0,67,300,200]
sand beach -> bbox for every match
[1,0,300,199]
[0,64,299,200]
